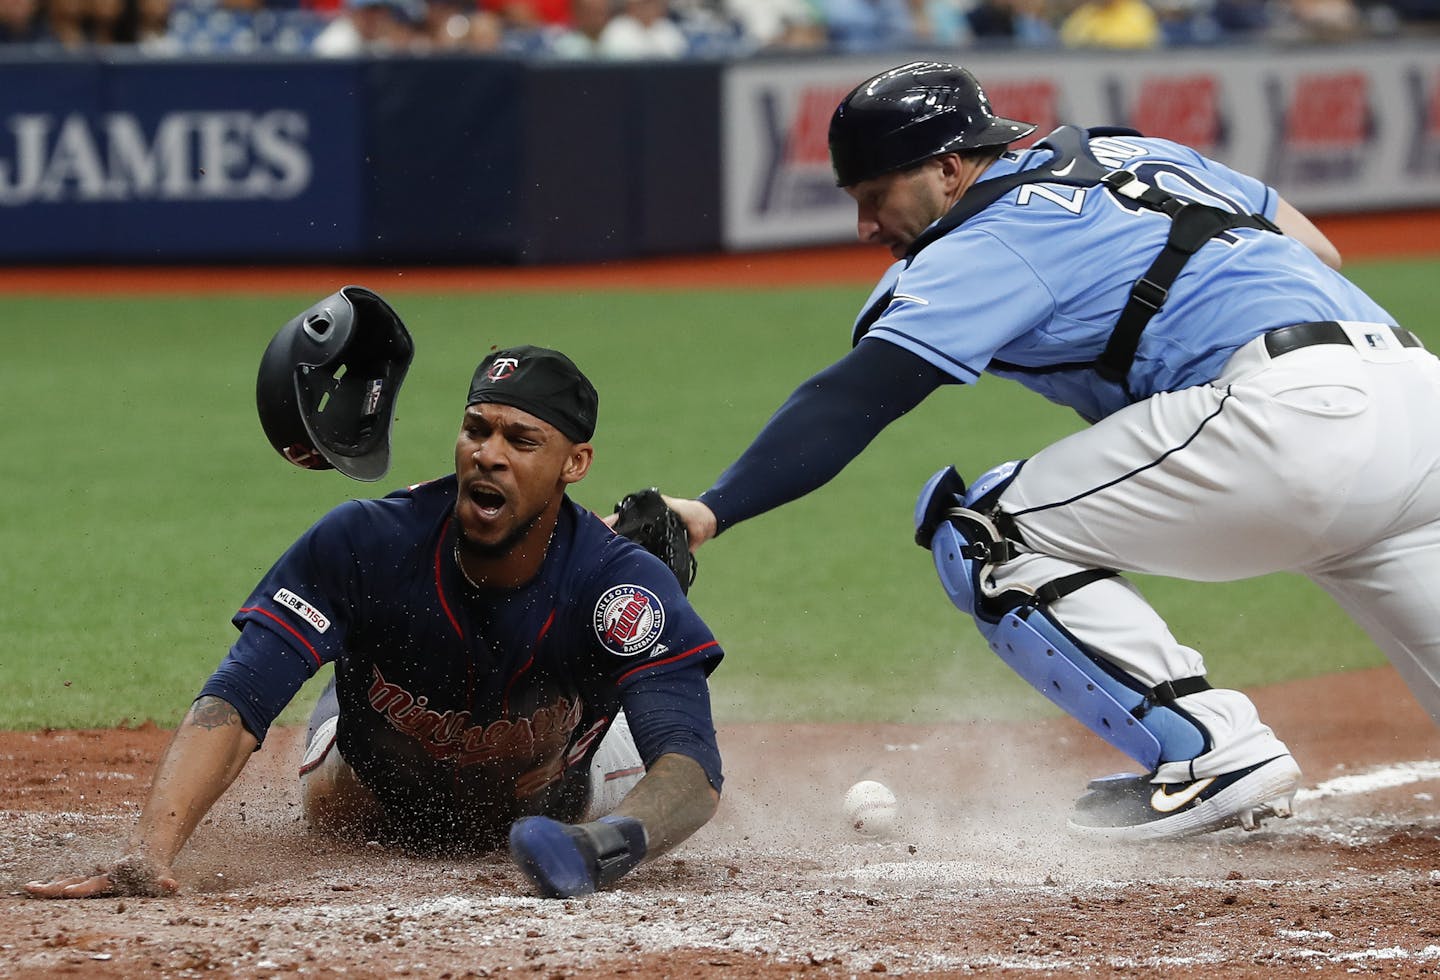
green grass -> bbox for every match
[2,256,1433,729]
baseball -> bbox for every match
[842,779,898,838]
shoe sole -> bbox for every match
[1067,755,1302,843]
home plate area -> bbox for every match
[6,666,1440,978]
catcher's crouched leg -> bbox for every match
[914,465,1300,840]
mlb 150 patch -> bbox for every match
[273,588,331,633]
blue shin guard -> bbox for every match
[917,465,1208,771]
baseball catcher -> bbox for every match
[653,60,1440,844]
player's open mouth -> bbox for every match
[468,486,507,519]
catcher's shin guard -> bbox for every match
[915,465,1208,771]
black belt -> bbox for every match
[1264,320,1423,358]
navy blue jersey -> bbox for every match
[201,475,723,846]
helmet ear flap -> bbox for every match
[256,286,414,482]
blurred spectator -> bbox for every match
[311,0,420,53]
[968,0,1060,44]
[816,0,919,52]
[45,0,89,45]
[130,0,181,49]
[0,0,52,41]
[548,0,610,55]
[913,0,974,43]
[597,0,686,56]
[1209,0,1270,33]
[482,0,568,26]
[87,0,126,42]
[1387,0,1440,25]
[1058,0,1162,46]
[1267,0,1366,38]
[723,0,826,48]
[1152,0,1223,42]
[421,0,504,48]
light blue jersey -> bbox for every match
[854,133,1394,422]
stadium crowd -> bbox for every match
[0,0,1435,55]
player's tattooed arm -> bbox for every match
[610,752,720,859]
[189,694,243,730]
[24,695,259,899]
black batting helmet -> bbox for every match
[828,62,1037,188]
[256,285,414,482]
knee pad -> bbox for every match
[916,465,1209,771]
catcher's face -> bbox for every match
[848,162,950,259]
[453,403,592,560]
[847,153,986,259]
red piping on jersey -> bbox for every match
[616,640,719,685]
[502,608,555,715]
[239,606,323,668]
[434,517,464,640]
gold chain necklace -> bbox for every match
[454,542,485,590]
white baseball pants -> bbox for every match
[992,322,1440,780]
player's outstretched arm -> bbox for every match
[509,752,719,899]
[24,695,258,899]
[656,496,719,551]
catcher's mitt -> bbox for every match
[612,488,697,594]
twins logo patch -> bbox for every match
[593,584,665,657]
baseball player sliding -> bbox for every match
[651,61,1440,841]
[27,302,724,899]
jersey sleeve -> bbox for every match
[863,229,1054,380]
[197,624,317,746]
[584,540,723,684]
[201,501,367,743]
[620,661,723,793]
[575,538,725,781]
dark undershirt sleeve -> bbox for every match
[620,661,723,792]
[698,338,948,534]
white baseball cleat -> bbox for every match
[1066,754,1302,842]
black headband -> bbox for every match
[466,345,598,443]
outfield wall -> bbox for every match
[1,43,1436,264]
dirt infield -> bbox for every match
[7,665,1440,978]
[8,218,1440,976]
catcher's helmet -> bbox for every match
[256,285,414,482]
[828,61,1036,188]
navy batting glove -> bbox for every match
[509,815,648,898]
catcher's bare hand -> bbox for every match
[25,855,178,899]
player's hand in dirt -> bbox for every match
[24,854,178,899]
[603,493,718,551]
